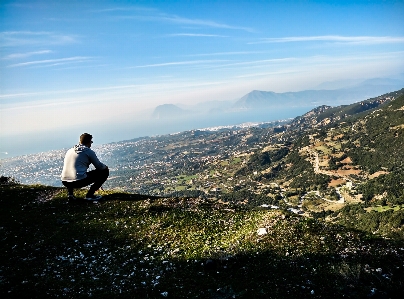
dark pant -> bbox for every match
[62,168,109,196]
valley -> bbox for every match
[1,89,404,298]
[1,88,404,237]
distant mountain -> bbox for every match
[149,77,404,118]
[233,78,404,109]
[152,104,185,119]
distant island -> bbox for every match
[152,104,186,119]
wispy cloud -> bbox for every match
[0,31,78,47]
[3,50,53,60]
[132,59,227,68]
[92,6,157,13]
[1,31,51,35]
[197,58,297,69]
[7,56,91,68]
[252,35,404,44]
[160,15,252,31]
[187,51,266,57]
[0,84,142,99]
[109,10,253,32]
[168,33,228,38]
[234,69,298,79]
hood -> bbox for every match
[74,144,90,153]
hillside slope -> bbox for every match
[216,92,404,238]
[1,181,403,298]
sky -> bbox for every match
[1,0,404,157]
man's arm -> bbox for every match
[87,149,107,170]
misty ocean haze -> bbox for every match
[0,105,309,159]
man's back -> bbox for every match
[61,144,106,182]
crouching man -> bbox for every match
[61,133,109,201]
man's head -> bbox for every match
[80,133,93,147]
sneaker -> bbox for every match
[68,195,77,201]
[85,194,102,201]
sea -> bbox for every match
[0,106,310,159]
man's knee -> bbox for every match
[62,181,69,188]
[88,168,109,177]
[95,168,109,182]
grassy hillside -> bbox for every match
[1,181,403,298]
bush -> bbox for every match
[0,176,19,185]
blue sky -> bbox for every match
[1,0,404,155]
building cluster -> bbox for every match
[1,124,280,195]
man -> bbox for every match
[61,133,109,201]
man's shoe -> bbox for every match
[85,194,102,201]
[68,195,77,201]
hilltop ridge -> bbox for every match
[1,181,404,298]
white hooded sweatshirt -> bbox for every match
[61,144,107,182]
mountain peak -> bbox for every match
[152,104,184,119]
[233,80,404,109]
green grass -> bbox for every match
[365,205,404,212]
[220,161,229,166]
[315,145,332,155]
[177,174,198,181]
[1,183,404,298]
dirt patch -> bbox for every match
[369,171,389,179]
[334,165,361,176]
[329,178,346,187]
[319,160,329,167]
[323,202,345,211]
[340,157,352,164]
[324,167,361,177]
[308,201,344,212]
[342,192,363,204]
[337,169,361,176]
